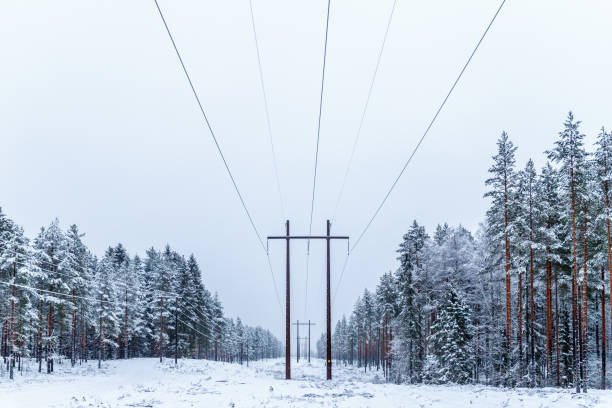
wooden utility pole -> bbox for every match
[286,220,290,379]
[326,220,332,380]
[296,320,300,362]
[268,220,348,380]
[296,336,307,360]
[293,321,316,363]
[308,320,313,363]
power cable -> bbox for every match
[332,0,507,304]
[305,0,332,319]
[152,0,283,315]
[331,0,398,224]
[248,0,286,219]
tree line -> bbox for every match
[329,112,610,390]
[0,214,282,379]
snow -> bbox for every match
[1,358,611,408]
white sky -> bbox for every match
[1,0,611,347]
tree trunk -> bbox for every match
[9,261,15,380]
[38,301,42,373]
[124,286,129,359]
[582,215,588,392]
[47,302,54,374]
[529,188,536,377]
[602,265,607,389]
[99,292,103,369]
[546,257,552,384]
[579,302,584,391]
[518,269,523,377]
[159,296,164,363]
[603,151,612,350]
[72,289,76,367]
[570,165,581,393]
[555,270,560,387]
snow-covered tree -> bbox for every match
[426,287,473,384]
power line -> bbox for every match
[248,0,285,219]
[10,259,227,326]
[12,259,177,299]
[174,313,214,343]
[153,0,264,250]
[0,280,218,346]
[331,252,350,307]
[164,303,216,343]
[0,280,123,308]
[305,0,332,319]
[266,253,285,313]
[351,0,507,253]
[1,280,224,358]
[4,265,221,344]
[331,0,398,224]
[152,0,283,316]
[333,0,507,304]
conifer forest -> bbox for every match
[325,113,612,391]
[0,214,283,378]
[3,0,612,407]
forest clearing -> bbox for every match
[3,357,611,408]
[2,0,612,406]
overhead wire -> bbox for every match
[3,266,220,344]
[10,259,218,327]
[332,0,508,306]
[1,280,223,359]
[0,280,123,308]
[305,0,332,320]
[248,0,286,220]
[330,0,398,224]
[152,0,283,316]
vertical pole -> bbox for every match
[99,292,103,369]
[297,320,300,363]
[124,274,129,360]
[175,297,178,365]
[326,219,332,380]
[285,220,291,380]
[160,296,164,363]
[308,320,311,363]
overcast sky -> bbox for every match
[1,0,611,346]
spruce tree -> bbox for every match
[485,132,518,365]
[428,287,474,384]
[393,220,427,383]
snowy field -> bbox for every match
[1,358,611,408]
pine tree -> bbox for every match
[65,224,94,366]
[34,219,77,373]
[594,127,612,389]
[515,159,543,385]
[127,255,150,357]
[485,132,518,362]
[537,163,564,385]
[376,271,397,378]
[94,255,120,367]
[548,111,588,392]
[0,211,38,378]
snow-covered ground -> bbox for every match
[1,357,610,407]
